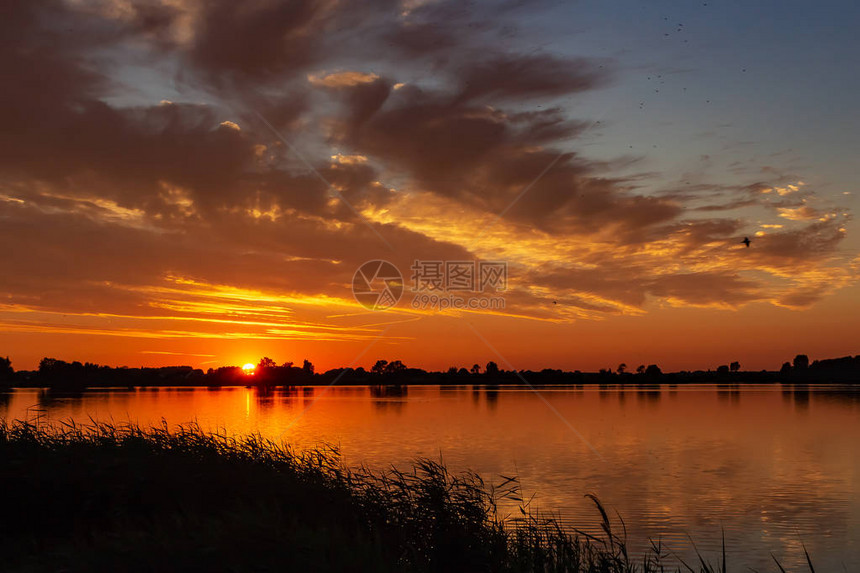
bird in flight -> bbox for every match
[741,237,751,248]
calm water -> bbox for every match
[2,384,859,570]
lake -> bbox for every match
[2,384,858,570]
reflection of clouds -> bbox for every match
[462,387,860,571]
[2,385,859,568]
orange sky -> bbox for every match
[1,0,858,372]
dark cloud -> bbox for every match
[745,221,847,266]
[693,199,760,212]
[331,77,680,236]
[454,54,610,103]
[648,272,763,308]
[188,0,323,83]
[0,0,853,328]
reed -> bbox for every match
[0,419,814,573]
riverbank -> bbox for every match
[3,353,859,390]
[0,420,750,573]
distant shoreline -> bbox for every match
[3,371,860,390]
[7,380,860,389]
[2,353,859,390]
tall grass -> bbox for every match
[0,419,810,573]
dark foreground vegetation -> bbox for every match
[0,421,817,573]
[2,353,860,390]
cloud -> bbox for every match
[648,272,764,309]
[454,54,610,103]
[0,0,855,349]
[186,0,325,83]
[778,205,823,221]
[329,76,682,237]
[309,71,381,88]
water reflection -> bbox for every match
[780,384,814,411]
[716,384,741,404]
[483,384,499,408]
[370,385,408,412]
[0,384,858,571]
[793,384,810,410]
[37,388,84,409]
[636,384,662,403]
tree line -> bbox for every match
[0,353,858,391]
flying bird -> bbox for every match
[741,237,751,248]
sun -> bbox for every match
[242,363,255,374]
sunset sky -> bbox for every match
[1,0,858,372]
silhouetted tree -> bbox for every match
[302,359,314,375]
[780,361,792,374]
[470,364,481,374]
[485,361,499,375]
[617,363,627,374]
[371,360,388,375]
[644,364,662,377]
[257,357,277,369]
[36,357,91,390]
[793,354,809,370]
[636,364,646,375]
[0,356,12,378]
[717,364,729,375]
[384,360,406,375]
[730,361,740,372]
[252,357,278,386]
[39,357,60,373]
[447,366,458,375]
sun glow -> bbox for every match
[242,363,255,374]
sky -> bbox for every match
[1,0,858,372]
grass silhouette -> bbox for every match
[0,419,813,572]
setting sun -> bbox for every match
[242,363,255,374]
